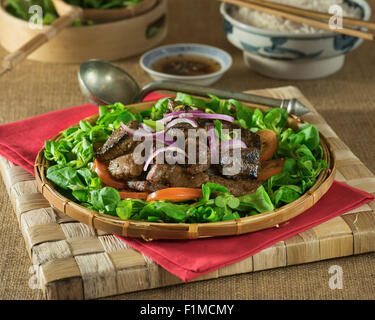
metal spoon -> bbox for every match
[78,59,310,116]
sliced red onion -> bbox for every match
[163,111,182,118]
[143,145,187,171]
[156,116,174,125]
[161,112,234,125]
[121,123,153,140]
[157,113,194,125]
[120,122,174,145]
[166,118,198,129]
[221,139,247,151]
[192,113,234,123]
[207,126,218,163]
[140,123,155,133]
[120,122,137,135]
[163,110,202,118]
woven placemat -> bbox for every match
[1,86,374,300]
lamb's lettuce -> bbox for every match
[150,97,171,120]
[237,186,275,213]
[265,122,327,207]
[263,108,289,135]
[175,93,207,110]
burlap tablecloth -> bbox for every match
[0,0,374,300]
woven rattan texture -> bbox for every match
[1,86,374,300]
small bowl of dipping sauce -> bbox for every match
[140,43,232,85]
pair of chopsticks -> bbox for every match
[219,0,375,41]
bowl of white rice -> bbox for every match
[220,0,371,80]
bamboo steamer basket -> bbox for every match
[0,0,168,63]
[34,100,336,241]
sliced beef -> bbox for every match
[185,137,211,174]
[241,129,261,150]
[165,122,196,141]
[95,120,140,162]
[146,164,209,188]
[220,147,260,179]
[127,180,168,193]
[209,176,261,197]
[196,118,210,128]
[222,122,261,149]
[145,164,167,184]
[185,163,210,175]
[108,154,143,180]
[218,122,261,179]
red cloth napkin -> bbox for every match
[0,96,373,282]
[118,180,373,281]
[0,104,98,174]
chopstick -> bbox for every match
[0,67,10,78]
[219,0,374,41]
[241,0,375,31]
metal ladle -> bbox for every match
[78,59,310,116]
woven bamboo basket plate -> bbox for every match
[34,100,336,240]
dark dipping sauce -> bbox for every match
[151,54,221,76]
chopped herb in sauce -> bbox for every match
[151,54,221,76]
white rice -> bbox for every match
[231,0,363,33]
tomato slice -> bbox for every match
[146,188,203,202]
[92,159,127,190]
[119,192,149,200]
[257,129,277,162]
[257,158,285,181]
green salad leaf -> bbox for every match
[47,165,86,191]
[175,93,208,110]
[263,108,289,135]
[237,186,275,213]
[5,0,143,25]
[89,187,121,215]
[150,97,171,120]
[230,99,253,129]
[263,122,327,207]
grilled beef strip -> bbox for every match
[222,122,261,150]
[220,147,260,179]
[108,154,143,180]
[218,122,261,179]
[165,122,197,141]
[146,164,209,188]
[127,180,169,193]
[184,136,211,174]
[128,166,260,196]
[164,121,211,174]
[95,120,140,162]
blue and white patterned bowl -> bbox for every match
[140,43,233,85]
[220,0,371,80]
